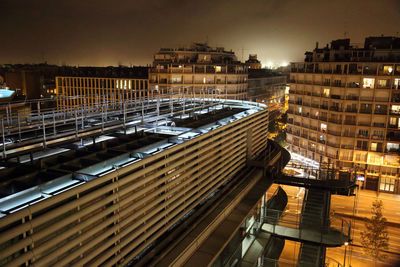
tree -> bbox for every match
[360,200,389,263]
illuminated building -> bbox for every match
[149,43,248,100]
[55,76,148,110]
[245,54,262,69]
[0,97,276,266]
[287,36,400,193]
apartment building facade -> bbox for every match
[149,43,248,100]
[56,76,148,110]
[287,37,400,193]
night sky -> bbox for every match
[2,0,400,67]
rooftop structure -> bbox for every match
[149,43,248,100]
[245,54,262,69]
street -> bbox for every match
[266,184,400,266]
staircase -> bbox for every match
[298,243,325,266]
[300,189,330,228]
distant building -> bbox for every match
[245,54,262,69]
[54,66,149,110]
[288,36,400,193]
[149,43,248,100]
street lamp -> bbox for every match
[343,241,349,266]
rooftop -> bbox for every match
[0,96,266,218]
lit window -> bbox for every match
[320,123,327,132]
[363,78,375,88]
[323,88,330,97]
[203,77,206,84]
[370,143,377,151]
[299,107,302,113]
[215,66,222,72]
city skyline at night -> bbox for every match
[2,0,400,66]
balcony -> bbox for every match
[327,130,341,136]
[310,126,318,131]
[345,108,357,113]
[357,134,369,139]
[317,139,326,144]
[372,122,385,128]
[312,93,321,97]
[328,118,342,124]
[387,134,400,142]
[375,97,389,102]
[320,105,329,110]
[391,98,400,103]
[385,148,400,154]
[329,106,342,112]
[374,109,387,115]
[319,116,328,122]
[363,69,377,75]
[371,135,384,140]
[342,132,356,138]
[303,102,311,107]
[330,95,342,100]
[390,110,400,116]
[346,95,359,101]
[356,146,369,151]
[341,144,354,149]
[360,97,373,102]
[327,141,340,148]
[344,120,356,125]
[358,121,371,126]
[309,136,317,141]
[359,109,372,114]
[294,122,301,126]
[347,82,360,88]
[311,103,319,108]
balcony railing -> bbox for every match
[341,144,354,149]
[344,120,356,125]
[342,132,356,138]
[359,109,372,114]
[358,121,371,126]
[346,96,359,100]
[327,130,341,136]
[372,122,385,128]
[327,142,340,148]
[374,110,387,115]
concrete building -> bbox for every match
[149,43,248,100]
[0,97,277,266]
[55,66,149,110]
[287,36,400,194]
[55,76,148,110]
[245,54,262,69]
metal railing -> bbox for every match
[262,208,351,244]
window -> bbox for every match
[363,78,375,88]
[391,105,400,115]
[323,88,330,97]
[171,77,182,83]
[370,142,377,151]
[215,66,222,72]
[377,79,388,88]
[320,123,327,132]
[380,177,395,192]
[383,65,393,75]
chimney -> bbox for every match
[316,42,319,49]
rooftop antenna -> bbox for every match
[240,47,249,62]
[344,31,348,38]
